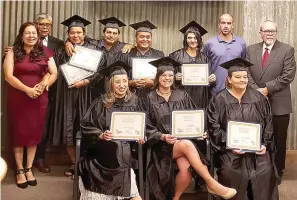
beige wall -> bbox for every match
[1,1,297,149]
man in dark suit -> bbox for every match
[246,20,296,183]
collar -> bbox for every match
[42,36,48,42]
[225,87,258,104]
[263,42,275,52]
[217,33,236,43]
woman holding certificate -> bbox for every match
[79,61,144,200]
[207,58,278,200]
[144,57,237,200]
[52,15,106,177]
[169,21,215,109]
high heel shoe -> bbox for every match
[25,167,37,186]
[207,186,237,199]
[15,169,28,189]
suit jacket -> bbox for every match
[47,35,64,54]
[247,40,296,115]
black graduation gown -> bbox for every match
[169,48,211,109]
[118,47,165,100]
[51,41,106,146]
[144,89,208,200]
[78,94,141,196]
[207,87,279,200]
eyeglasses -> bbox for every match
[261,30,277,34]
[37,23,52,27]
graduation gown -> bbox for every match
[144,89,208,200]
[118,47,165,100]
[78,94,141,196]
[169,48,211,109]
[207,87,279,200]
[51,41,106,146]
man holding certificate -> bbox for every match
[51,15,106,178]
[207,58,278,200]
[144,57,236,200]
[117,20,165,100]
[79,61,145,200]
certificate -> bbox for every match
[172,110,204,138]
[60,63,94,86]
[181,64,209,85]
[69,46,103,72]
[110,112,146,140]
[227,121,261,152]
[132,58,157,79]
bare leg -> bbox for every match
[173,140,229,196]
[66,145,75,163]
[13,147,26,184]
[131,196,142,200]
[26,145,37,181]
[173,157,192,200]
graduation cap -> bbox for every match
[149,57,181,73]
[99,17,126,29]
[179,21,208,36]
[100,60,131,79]
[220,57,253,73]
[130,20,157,33]
[61,15,91,29]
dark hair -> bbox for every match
[182,27,203,51]
[13,22,44,63]
[153,68,176,89]
[225,71,233,89]
[103,27,120,34]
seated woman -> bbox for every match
[143,57,237,200]
[78,61,144,200]
[207,58,279,200]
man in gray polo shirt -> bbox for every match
[204,13,247,96]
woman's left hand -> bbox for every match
[256,145,266,155]
[34,80,48,94]
[137,139,145,144]
[208,73,216,83]
[197,132,208,140]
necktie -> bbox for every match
[262,47,269,68]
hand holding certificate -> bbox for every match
[69,46,103,72]
[181,64,209,85]
[227,121,261,152]
[172,110,204,138]
[110,112,146,140]
[132,58,157,79]
[60,63,94,86]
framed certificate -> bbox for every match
[227,121,261,152]
[110,112,146,140]
[60,63,94,86]
[172,110,205,138]
[181,64,209,86]
[132,58,157,79]
[69,46,103,72]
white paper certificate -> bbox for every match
[132,58,157,79]
[181,64,209,85]
[110,112,146,140]
[172,110,204,138]
[60,63,94,86]
[69,46,103,72]
[227,121,261,152]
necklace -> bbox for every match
[156,89,171,96]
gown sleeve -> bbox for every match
[207,97,227,152]
[261,96,274,151]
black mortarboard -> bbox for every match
[100,60,131,79]
[220,57,253,73]
[99,17,126,29]
[179,21,208,36]
[61,15,91,29]
[130,20,157,33]
[149,57,181,73]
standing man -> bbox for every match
[34,13,64,173]
[204,13,247,96]
[246,20,296,184]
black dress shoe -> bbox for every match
[25,167,37,186]
[15,169,28,189]
[34,159,51,173]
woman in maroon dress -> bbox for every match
[3,22,57,188]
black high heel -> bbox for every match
[15,169,28,189]
[25,167,37,186]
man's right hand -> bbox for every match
[65,41,75,57]
[4,46,13,56]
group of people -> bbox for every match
[3,11,296,200]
